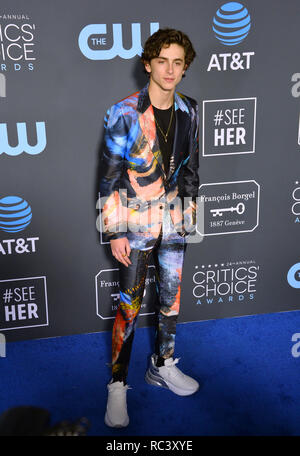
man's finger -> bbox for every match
[124,245,132,264]
[120,251,131,266]
[114,251,130,267]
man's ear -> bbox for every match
[144,61,151,74]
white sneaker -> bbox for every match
[104,380,131,428]
[145,354,199,396]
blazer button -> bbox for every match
[159,204,163,209]
[135,204,140,209]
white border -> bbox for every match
[202,97,257,157]
[95,266,156,320]
[0,276,49,331]
[198,180,260,236]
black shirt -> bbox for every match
[153,105,175,176]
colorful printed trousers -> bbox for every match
[111,209,186,383]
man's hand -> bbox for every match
[110,237,132,267]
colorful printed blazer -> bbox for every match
[99,83,199,241]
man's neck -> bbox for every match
[148,81,175,109]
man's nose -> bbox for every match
[167,63,174,73]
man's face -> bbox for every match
[144,43,187,93]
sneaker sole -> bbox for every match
[104,412,129,428]
[145,368,199,396]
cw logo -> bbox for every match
[0,122,47,156]
[78,22,159,60]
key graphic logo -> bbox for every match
[198,180,260,236]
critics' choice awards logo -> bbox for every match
[95,267,157,319]
[0,277,48,331]
[0,122,46,155]
[198,180,259,236]
[291,181,300,223]
[202,97,256,156]
[79,22,159,60]
[0,15,36,71]
[208,2,254,71]
[0,196,39,254]
[192,260,258,305]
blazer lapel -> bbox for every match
[137,85,166,177]
[137,85,191,181]
[166,104,190,180]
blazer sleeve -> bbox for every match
[181,100,200,233]
[99,104,128,241]
[182,100,200,199]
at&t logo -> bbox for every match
[213,2,251,46]
[0,196,39,255]
[78,22,159,60]
[207,2,255,71]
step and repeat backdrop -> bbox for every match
[1,0,300,342]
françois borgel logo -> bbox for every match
[0,196,39,255]
[78,22,159,60]
[192,260,258,305]
[198,180,260,236]
[208,2,254,71]
[0,15,36,71]
[95,267,157,320]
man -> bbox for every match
[99,28,200,428]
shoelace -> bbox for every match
[109,383,132,393]
[166,357,180,366]
[165,357,185,378]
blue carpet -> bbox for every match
[1,311,300,436]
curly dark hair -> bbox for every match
[141,28,196,74]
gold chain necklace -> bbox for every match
[154,103,174,143]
